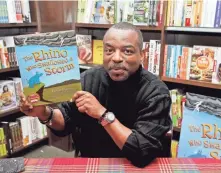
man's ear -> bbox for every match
[140,49,145,64]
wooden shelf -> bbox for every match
[165,26,221,33]
[79,64,99,70]
[161,76,221,90]
[0,22,37,28]
[0,108,20,118]
[75,23,162,31]
[0,155,8,159]
[173,127,181,133]
[11,136,48,156]
[0,67,19,73]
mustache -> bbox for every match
[108,64,127,70]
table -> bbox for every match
[24,158,221,173]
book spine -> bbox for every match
[21,0,31,23]
[149,0,153,26]
[9,123,16,153]
[163,45,168,77]
[166,0,171,26]
[153,41,161,76]
[158,0,164,26]
[1,122,13,155]
[186,47,193,80]
[166,45,171,77]
[214,0,221,27]
[0,128,7,156]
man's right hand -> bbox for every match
[19,93,49,121]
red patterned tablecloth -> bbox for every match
[24,158,221,173]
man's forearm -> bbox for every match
[40,107,65,131]
[104,118,132,150]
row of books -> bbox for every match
[171,140,179,158]
[0,117,47,157]
[167,0,221,28]
[163,45,221,85]
[77,0,164,26]
[0,0,31,24]
[170,89,185,128]
[143,40,161,75]
[0,78,22,113]
[0,37,18,69]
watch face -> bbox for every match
[107,112,115,122]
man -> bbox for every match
[20,22,172,167]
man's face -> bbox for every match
[103,29,143,81]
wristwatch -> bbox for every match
[99,111,115,127]
[39,106,54,126]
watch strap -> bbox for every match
[98,109,108,124]
[39,106,54,125]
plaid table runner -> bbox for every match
[24,158,221,173]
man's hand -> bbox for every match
[73,91,106,119]
[19,93,49,121]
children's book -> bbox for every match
[14,30,82,106]
[178,92,221,159]
[76,34,92,64]
[0,81,17,113]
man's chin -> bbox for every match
[109,73,129,82]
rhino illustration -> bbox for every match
[187,150,207,158]
[28,72,43,88]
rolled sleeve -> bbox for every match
[122,94,172,167]
[48,101,78,137]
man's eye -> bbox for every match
[105,49,114,54]
[124,49,133,55]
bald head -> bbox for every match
[103,22,143,51]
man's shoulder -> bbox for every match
[140,69,170,96]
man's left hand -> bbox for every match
[72,91,106,119]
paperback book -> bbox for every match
[178,92,221,159]
[14,30,81,106]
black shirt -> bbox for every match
[50,66,172,167]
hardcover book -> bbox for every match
[14,30,81,106]
[189,46,216,82]
[178,92,221,159]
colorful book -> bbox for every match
[14,30,81,106]
[76,34,92,64]
[178,92,221,159]
[92,40,103,65]
[212,48,221,84]
[189,46,217,82]
[0,81,17,113]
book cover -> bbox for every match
[93,40,103,65]
[133,0,149,26]
[189,46,216,82]
[0,81,17,113]
[92,0,115,24]
[76,34,92,64]
[142,42,149,70]
[21,0,31,23]
[122,0,134,23]
[14,30,81,106]
[178,92,221,159]
[212,48,221,84]
[1,122,13,155]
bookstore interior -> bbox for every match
[0,0,221,172]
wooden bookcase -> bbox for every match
[0,1,77,158]
[74,1,221,138]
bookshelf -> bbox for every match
[10,136,48,156]
[0,108,20,119]
[165,27,221,33]
[161,77,221,90]
[75,23,162,31]
[0,23,37,28]
[173,127,181,133]
[0,67,19,73]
